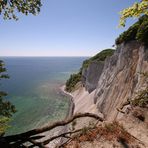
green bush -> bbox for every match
[130,73,148,108]
[0,117,10,135]
[65,72,81,92]
[131,87,148,107]
[136,19,148,44]
[116,15,148,45]
[82,49,115,69]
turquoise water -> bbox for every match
[1,57,86,135]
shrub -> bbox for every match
[136,18,148,44]
[116,15,148,45]
[116,22,139,45]
[82,49,115,69]
[65,72,81,92]
[131,87,148,107]
[0,117,10,135]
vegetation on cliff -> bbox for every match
[65,49,115,92]
[131,72,148,108]
[65,72,82,92]
[119,0,148,27]
[82,49,115,69]
[131,87,148,108]
[116,15,148,45]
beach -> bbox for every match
[43,85,75,147]
[59,85,75,118]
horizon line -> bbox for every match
[0,55,90,58]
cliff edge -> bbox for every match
[64,16,148,148]
[95,41,148,121]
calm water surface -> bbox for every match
[1,57,87,135]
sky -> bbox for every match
[0,0,137,57]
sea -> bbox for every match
[0,57,87,135]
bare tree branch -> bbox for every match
[43,129,82,145]
[0,113,103,147]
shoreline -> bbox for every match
[59,85,75,119]
[56,85,75,146]
[45,85,75,147]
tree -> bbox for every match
[0,0,42,20]
[119,0,148,26]
[0,60,16,135]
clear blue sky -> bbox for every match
[0,0,136,57]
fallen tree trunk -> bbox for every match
[1,112,103,147]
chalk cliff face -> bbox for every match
[73,41,148,122]
[81,61,104,93]
[94,41,148,120]
[65,16,148,147]
[65,41,148,148]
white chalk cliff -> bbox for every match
[72,41,148,121]
[65,16,148,147]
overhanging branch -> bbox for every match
[1,113,103,147]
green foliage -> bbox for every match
[131,87,148,107]
[119,0,148,27]
[116,15,148,45]
[0,0,42,20]
[130,72,148,108]
[0,60,16,135]
[82,49,115,69]
[65,72,81,92]
[0,117,10,135]
[136,17,148,43]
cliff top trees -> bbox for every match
[116,15,148,45]
[119,0,148,27]
[117,0,148,44]
[0,0,42,20]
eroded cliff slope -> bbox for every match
[63,16,148,148]
[95,41,148,120]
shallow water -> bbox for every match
[1,57,87,135]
